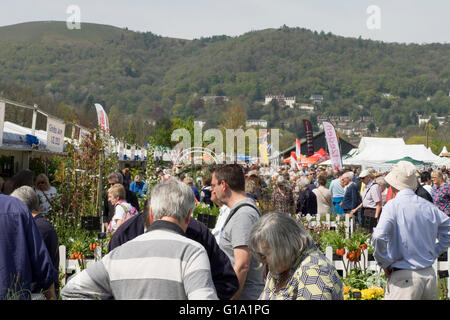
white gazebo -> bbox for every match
[322,137,442,171]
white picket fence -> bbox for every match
[303,213,450,288]
[324,246,450,287]
[58,213,450,289]
[302,213,354,237]
[58,245,101,285]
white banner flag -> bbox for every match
[323,121,343,170]
[94,103,110,133]
[47,117,66,153]
[0,102,5,146]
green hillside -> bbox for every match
[0,21,132,44]
[0,21,449,146]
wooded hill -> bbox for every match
[0,21,449,146]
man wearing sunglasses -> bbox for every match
[211,164,264,300]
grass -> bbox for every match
[438,277,448,300]
[0,21,130,44]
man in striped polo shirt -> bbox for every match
[61,179,218,300]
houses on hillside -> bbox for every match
[310,94,323,104]
[317,115,376,145]
[264,95,296,108]
[417,115,448,126]
[246,119,268,128]
[264,94,320,111]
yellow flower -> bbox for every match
[343,286,351,295]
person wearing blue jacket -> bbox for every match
[0,193,58,300]
[129,175,147,198]
[341,171,361,214]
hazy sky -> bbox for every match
[1,0,449,44]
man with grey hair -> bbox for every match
[10,186,60,297]
[350,169,382,232]
[341,171,361,217]
[3,187,57,299]
[249,212,343,300]
[296,177,317,216]
[62,178,218,300]
[103,171,139,229]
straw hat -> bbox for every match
[384,161,418,191]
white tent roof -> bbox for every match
[321,137,442,170]
[440,146,448,156]
[3,121,148,160]
[358,137,405,151]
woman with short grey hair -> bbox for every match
[376,176,388,205]
[249,212,343,300]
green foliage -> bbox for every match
[343,269,385,291]
[47,129,118,252]
[0,22,448,148]
[193,203,220,219]
[320,229,346,251]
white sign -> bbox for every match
[0,102,5,146]
[94,103,110,133]
[46,117,66,153]
[323,122,343,170]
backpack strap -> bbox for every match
[116,203,129,215]
[222,202,261,230]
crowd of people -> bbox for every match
[0,161,449,300]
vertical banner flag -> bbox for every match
[290,152,296,169]
[295,138,301,160]
[259,144,269,165]
[259,130,270,165]
[303,119,314,156]
[323,121,343,170]
[46,117,66,153]
[94,103,110,134]
[0,102,5,146]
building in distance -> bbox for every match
[264,95,296,108]
[246,119,268,128]
[309,94,323,104]
[298,103,315,112]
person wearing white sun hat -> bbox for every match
[372,161,450,300]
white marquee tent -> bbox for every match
[322,137,444,171]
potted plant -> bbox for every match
[193,203,220,228]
